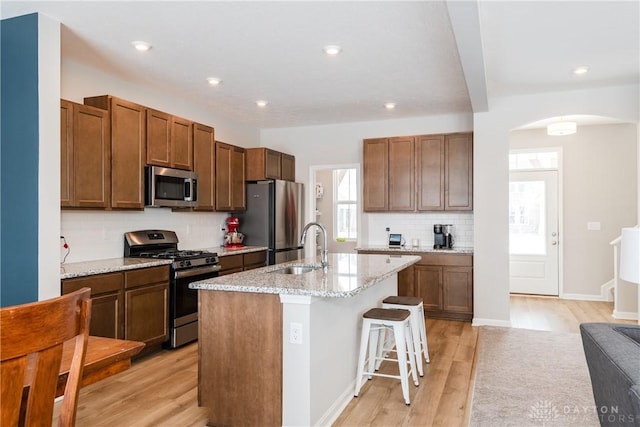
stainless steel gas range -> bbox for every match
[124,230,220,348]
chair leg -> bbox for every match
[409,311,424,376]
[375,327,388,370]
[419,307,430,363]
[393,323,411,405]
[354,320,371,397]
[367,325,380,378]
[405,323,419,387]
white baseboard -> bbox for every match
[560,293,607,301]
[600,279,615,302]
[613,310,639,321]
[472,318,511,328]
[315,380,356,427]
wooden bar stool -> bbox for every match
[354,308,419,405]
[381,296,430,376]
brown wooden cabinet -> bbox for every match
[62,265,170,350]
[60,100,110,209]
[146,108,193,171]
[245,148,296,181]
[219,251,267,276]
[193,123,215,211]
[84,95,146,210]
[363,132,473,212]
[215,141,246,211]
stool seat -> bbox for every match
[363,308,410,321]
[382,296,422,306]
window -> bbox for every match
[509,150,558,171]
[334,168,357,240]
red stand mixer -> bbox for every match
[223,216,245,248]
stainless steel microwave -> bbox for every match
[145,166,198,208]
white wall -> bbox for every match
[59,60,262,263]
[474,84,639,325]
[510,124,637,308]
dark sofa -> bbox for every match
[580,323,640,426]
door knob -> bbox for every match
[551,241,558,245]
[551,232,557,237]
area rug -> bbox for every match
[469,326,599,426]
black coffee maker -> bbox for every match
[433,224,454,249]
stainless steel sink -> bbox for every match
[270,264,321,275]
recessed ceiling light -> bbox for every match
[256,100,268,107]
[323,45,342,55]
[573,66,589,75]
[384,102,396,110]
[206,77,222,86]
[131,41,152,52]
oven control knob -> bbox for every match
[185,260,191,267]
[206,257,215,263]
[178,261,185,268]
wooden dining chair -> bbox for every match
[1,288,91,427]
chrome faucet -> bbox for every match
[300,222,329,268]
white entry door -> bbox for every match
[509,170,559,295]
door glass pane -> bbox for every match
[509,180,546,255]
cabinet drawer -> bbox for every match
[418,254,472,267]
[219,254,243,271]
[125,265,170,289]
[62,272,123,295]
[244,251,267,269]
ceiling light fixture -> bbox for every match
[547,121,577,136]
[384,102,396,110]
[573,66,589,75]
[256,100,268,107]
[131,41,152,52]
[206,77,222,86]
[323,45,342,55]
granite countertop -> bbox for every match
[60,258,173,280]
[189,252,420,298]
[59,246,268,280]
[356,245,474,255]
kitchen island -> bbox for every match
[190,252,420,427]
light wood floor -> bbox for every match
[56,296,634,426]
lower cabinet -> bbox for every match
[219,250,267,276]
[62,265,170,352]
[357,250,473,321]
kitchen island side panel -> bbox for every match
[198,290,282,426]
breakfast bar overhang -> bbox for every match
[190,253,420,426]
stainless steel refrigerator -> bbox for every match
[237,180,304,265]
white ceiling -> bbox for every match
[1,1,638,129]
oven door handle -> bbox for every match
[175,265,221,279]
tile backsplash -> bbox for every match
[364,212,474,248]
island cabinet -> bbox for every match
[84,95,147,210]
[215,141,246,211]
[60,99,110,209]
[192,123,215,211]
[218,250,267,276]
[61,265,170,353]
[146,108,193,171]
[363,132,473,212]
[245,147,296,181]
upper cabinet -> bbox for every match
[193,123,215,211]
[363,132,473,212]
[84,95,147,210]
[60,99,110,209]
[215,141,246,212]
[146,108,193,171]
[245,148,296,181]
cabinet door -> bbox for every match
[73,103,110,208]
[398,265,415,297]
[125,283,169,345]
[388,136,415,211]
[415,265,443,311]
[171,116,193,170]
[243,251,267,271]
[442,267,473,314]
[90,292,123,339]
[60,100,73,207]
[445,133,473,211]
[265,149,281,179]
[363,138,388,211]
[417,134,445,211]
[108,97,146,209]
[215,142,233,211]
[280,153,295,182]
[230,146,246,211]
[193,123,215,211]
[146,108,171,167]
